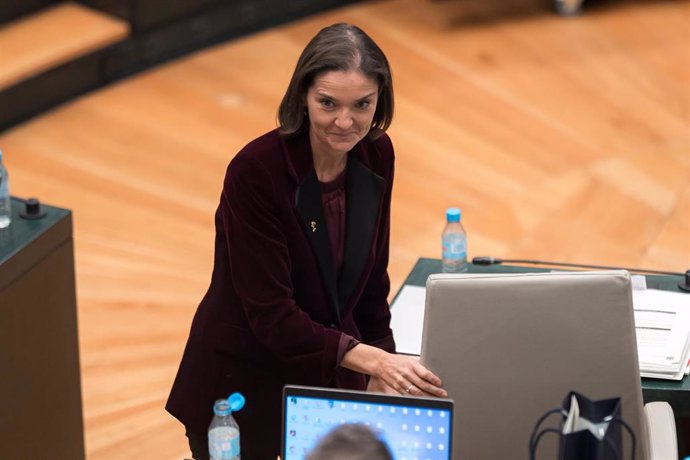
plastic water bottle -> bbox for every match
[442,207,467,273]
[0,149,10,229]
[208,392,245,460]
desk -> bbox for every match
[0,198,84,459]
[393,257,689,453]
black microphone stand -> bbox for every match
[471,256,690,292]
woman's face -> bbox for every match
[305,70,379,158]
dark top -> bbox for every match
[320,169,346,277]
[166,128,396,459]
[320,170,361,366]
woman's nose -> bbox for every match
[334,110,354,129]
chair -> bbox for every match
[420,270,677,460]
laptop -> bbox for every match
[281,385,454,460]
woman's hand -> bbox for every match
[341,343,448,398]
[367,375,397,394]
[375,352,447,397]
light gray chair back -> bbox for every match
[421,271,648,460]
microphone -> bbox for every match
[680,271,690,292]
[12,195,47,220]
[472,257,689,291]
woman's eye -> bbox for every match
[356,101,371,109]
[320,99,334,108]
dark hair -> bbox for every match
[277,23,394,137]
[305,424,394,460]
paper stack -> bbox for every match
[633,289,690,380]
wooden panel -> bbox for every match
[0,234,84,459]
[0,2,129,90]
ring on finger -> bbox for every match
[405,384,414,394]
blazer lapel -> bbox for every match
[295,170,340,323]
[338,157,386,311]
[286,131,386,322]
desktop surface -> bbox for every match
[0,197,70,266]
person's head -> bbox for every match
[278,23,394,143]
[305,423,393,460]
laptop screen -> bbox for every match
[282,385,454,460]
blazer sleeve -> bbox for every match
[221,152,343,384]
[352,135,396,353]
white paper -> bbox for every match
[390,285,426,355]
[633,289,690,380]
[631,275,647,291]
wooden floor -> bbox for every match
[1,0,689,458]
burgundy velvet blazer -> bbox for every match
[166,128,396,455]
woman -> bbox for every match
[166,23,447,460]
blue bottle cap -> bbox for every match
[228,392,245,412]
[446,207,461,222]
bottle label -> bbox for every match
[209,426,240,459]
[442,235,467,260]
[0,172,7,195]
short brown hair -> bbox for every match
[305,424,393,460]
[277,23,394,137]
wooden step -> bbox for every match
[0,2,129,91]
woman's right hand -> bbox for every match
[342,343,448,398]
[367,375,397,395]
[374,351,448,398]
